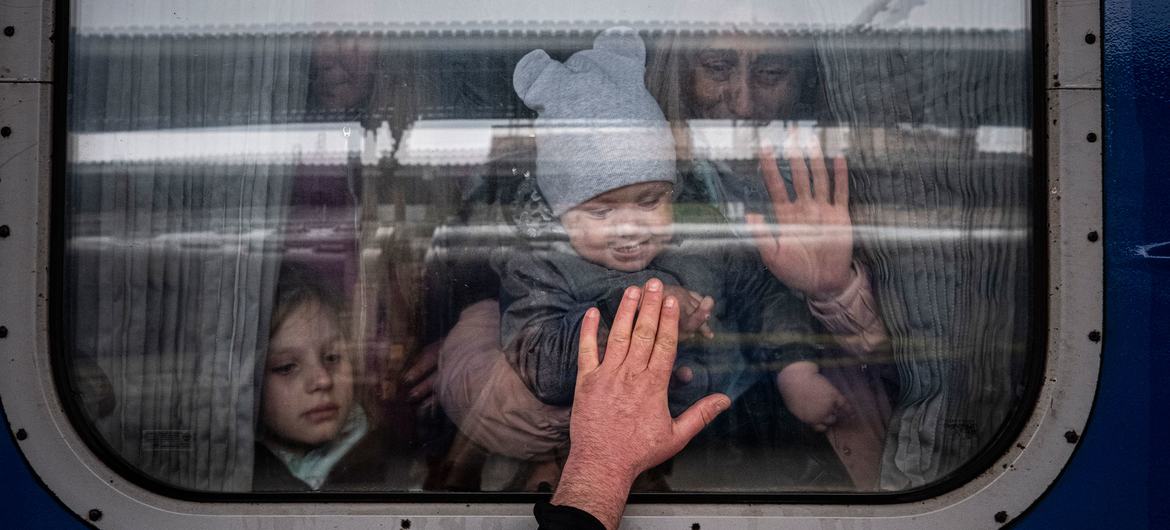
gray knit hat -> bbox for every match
[513,27,676,217]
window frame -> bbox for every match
[0,0,1101,526]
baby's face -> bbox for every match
[262,300,354,453]
[561,182,673,272]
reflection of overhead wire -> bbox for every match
[852,0,927,27]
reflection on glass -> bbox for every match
[62,0,1034,494]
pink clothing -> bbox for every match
[437,300,570,460]
[806,264,892,490]
[436,263,892,489]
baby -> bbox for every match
[496,28,846,429]
[253,264,388,491]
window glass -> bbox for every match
[62,0,1034,494]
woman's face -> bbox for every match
[309,35,376,111]
[689,36,803,121]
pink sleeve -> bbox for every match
[806,262,889,359]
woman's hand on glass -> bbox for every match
[402,341,439,417]
[747,138,855,300]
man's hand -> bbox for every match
[550,278,732,530]
[747,135,855,300]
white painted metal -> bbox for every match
[0,0,53,81]
[0,0,1102,528]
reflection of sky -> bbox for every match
[74,0,1029,34]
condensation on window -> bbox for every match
[61,0,1033,494]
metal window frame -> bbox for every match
[0,0,1100,527]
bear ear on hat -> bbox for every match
[513,49,564,109]
[591,26,645,64]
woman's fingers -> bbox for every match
[577,307,602,373]
[625,279,665,371]
[745,213,779,256]
[786,143,812,201]
[402,342,438,385]
[759,146,792,212]
[833,156,849,207]
[807,141,830,201]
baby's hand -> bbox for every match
[776,361,850,432]
[660,285,715,339]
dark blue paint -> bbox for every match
[1017,0,1170,528]
[0,406,85,528]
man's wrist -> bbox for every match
[551,449,635,530]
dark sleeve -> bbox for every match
[723,248,821,369]
[534,500,607,530]
[496,251,623,406]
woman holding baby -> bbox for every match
[433,27,893,492]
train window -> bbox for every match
[56,0,1037,498]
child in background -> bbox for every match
[495,28,846,430]
[253,264,389,491]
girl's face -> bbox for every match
[689,36,803,121]
[261,300,354,453]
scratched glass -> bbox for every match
[61,0,1035,494]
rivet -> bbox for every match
[692,524,701,530]
[0,126,11,137]
[400,519,411,529]
[994,511,1009,524]
[87,509,103,522]
[0,225,9,238]
[1087,132,1098,143]
[1087,231,1099,242]
[2,26,13,37]
[1064,430,1080,443]
[1088,330,1101,342]
[15,428,27,441]
[1085,33,1097,44]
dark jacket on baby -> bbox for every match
[495,237,817,414]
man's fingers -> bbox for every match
[833,156,849,207]
[672,393,732,448]
[577,307,602,373]
[603,286,642,368]
[648,295,681,376]
[625,279,665,371]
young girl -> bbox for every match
[253,264,389,491]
